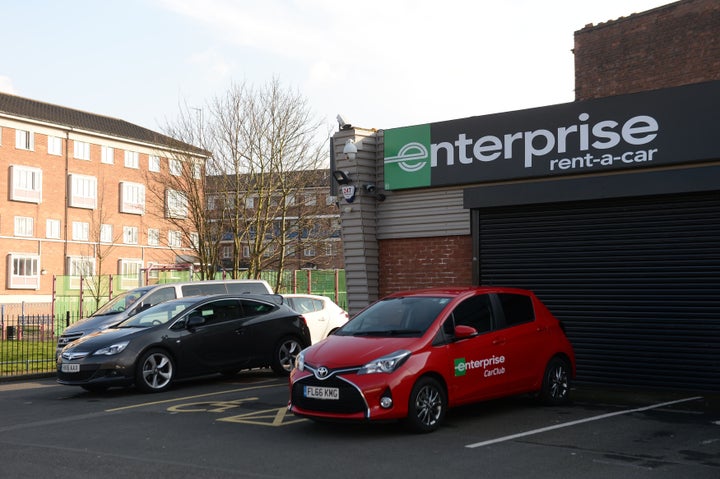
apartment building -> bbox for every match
[0,93,208,304]
[206,169,343,272]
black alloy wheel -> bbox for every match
[405,376,446,433]
[539,357,571,406]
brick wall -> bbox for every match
[574,0,720,100]
[378,236,473,296]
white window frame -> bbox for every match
[169,158,182,176]
[7,253,40,290]
[190,232,199,250]
[14,216,34,237]
[68,173,97,209]
[9,165,42,203]
[245,196,255,209]
[119,181,146,215]
[165,189,188,218]
[221,245,232,259]
[207,195,217,210]
[46,219,61,239]
[192,160,202,179]
[100,224,113,243]
[148,228,160,246]
[304,245,316,257]
[305,193,317,206]
[66,256,96,289]
[72,221,90,241]
[118,259,143,288]
[101,145,114,164]
[149,155,161,172]
[168,230,182,248]
[73,140,90,160]
[124,150,139,169]
[48,136,62,156]
[15,129,34,150]
[123,226,139,245]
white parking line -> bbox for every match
[465,396,703,449]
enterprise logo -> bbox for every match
[383,112,660,191]
[383,142,428,173]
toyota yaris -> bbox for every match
[288,287,575,433]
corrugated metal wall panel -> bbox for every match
[377,188,469,238]
[477,192,720,392]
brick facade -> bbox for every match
[574,0,720,100]
[378,236,473,296]
[0,96,205,303]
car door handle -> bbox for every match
[492,337,506,345]
[536,326,548,333]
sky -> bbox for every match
[0,0,673,138]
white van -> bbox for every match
[55,279,273,357]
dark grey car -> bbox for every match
[57,294,311,393]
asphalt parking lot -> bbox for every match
[0,371,718,479]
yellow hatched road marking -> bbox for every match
[218,407,307,426]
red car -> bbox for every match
[288,286,576,433]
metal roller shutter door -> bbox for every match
[477,192,720,392]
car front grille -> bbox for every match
[56,366,100,383]
[57,332,83,349]
[292,375,367,414]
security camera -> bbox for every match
[336,114,352,130]
[364,184,376,193]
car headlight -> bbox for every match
[358,350,411,375]
[295,350,306,371]
[93,341,129,356]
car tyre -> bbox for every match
[135,349,175,393]
[405,376,446,433]
[271,336,303,375]
[539,357,571,406]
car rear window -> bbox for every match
[497,293,535,327]
[225,282,270,294]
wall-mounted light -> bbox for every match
[343,139,358,160]
[40,269,48,275]
[332,170,352,185]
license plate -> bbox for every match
[61,363,80,373]
[304,385,339,400]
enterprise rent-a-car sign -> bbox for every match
[383,81,720,190]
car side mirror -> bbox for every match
[454,324,478,340]
[187,315,205,328]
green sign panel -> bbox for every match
[383,124,431,190]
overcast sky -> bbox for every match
[1,0,672,137]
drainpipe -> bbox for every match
[63,130,70,265]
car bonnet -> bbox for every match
[63,326,141,352]
[303,334,421,368]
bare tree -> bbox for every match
[203,79,329,291]
[144,112,218,280]
[75,186,124,311]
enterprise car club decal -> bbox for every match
[454,355,506,377]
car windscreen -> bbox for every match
[336,296,451,337]
[91,287,153,316]
[116,299,196,328]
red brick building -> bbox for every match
[0,93,208,304]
